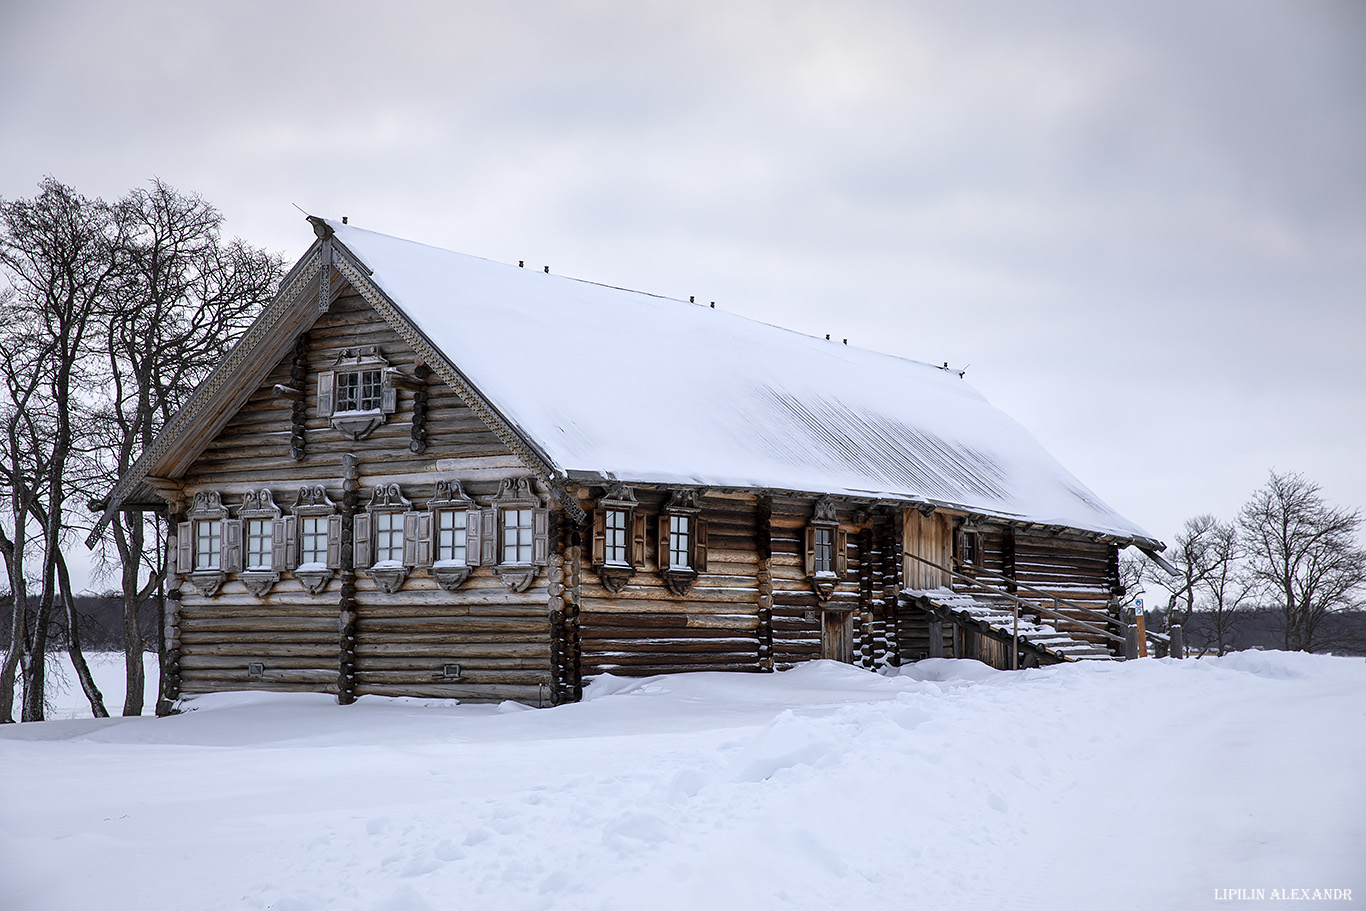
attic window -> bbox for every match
[317,347,396,440]
[958,524,981,570]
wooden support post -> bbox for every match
[1169,624,1185,659]
[1123,606,1139,661]
[756,496,774,672]
[1135,609,1148,658]
[337,453,359,704]
[159,493,187,713]
[928,616,943,658]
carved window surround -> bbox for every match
[424,479,479,592]
[237,488,283,598]
[292,486,341,595]
[178,491,230,597]
[804,496,847,603]
[356,483,415,594]
[489,477,549,593]
[592,484,645,593]
[659,489,707,596]
[317,346,397,441]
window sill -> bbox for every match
[662,566,698,596]
[429,563,471,592]
[366,564,409,594]
[494,563,539,593]
[185,570,226,597]
[330,410,384,441]
[240,570,280,598]
[294,566,334,595]
[597,563,635,594]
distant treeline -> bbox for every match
[0,595,158,653]
[1146,608,1366,657]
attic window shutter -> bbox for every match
[694,518,708,573]
[631,510,647,568]
[381,382,397,414]
[326,514,343,569]
[835,529,848,577]
[804,526,817,577]
[222,519,243,574]
[176,522,192,576]
[317,370,335,417]
[353,513,372,569]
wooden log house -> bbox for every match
[93,217,1169,706]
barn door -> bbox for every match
[821,610,853,663]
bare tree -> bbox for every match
[1239,471,1365,653]
[1190,519,1249,656]
[1145,514,1220,632]
[0,178,120,721]
[91,181,280,715]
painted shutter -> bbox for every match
[591,509,606,566]
[326,514,343,569]
[176,522,192,576]
[694,518,707,573]
[631,510,647,568]
[532,507,549,565]
[836,529,848,577]
[415,513,433,567]
[465,508,481,568]
[480,509,496,566]
[272,517,292,570]
[380,382,397,414]
[222,519,243,574]
[317,370,335,417]
[804,526,817,576]
[353,512,372,569]
[658,515,670,571]
[402,512,419,567]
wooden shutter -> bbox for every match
[836,529,848,577]
[693,518,707,572]
[415,512,433,568]
[591,509,606,566]
[804,526,817,576]
[222,519,243,574]
[272,516,294,570]
[402,512,419,567]
[326,514,343,569]
[631,510,647,568]
[480,509,496,566]
[317,370,335,417]
[532,508,549,565]
[466,508,481,567]
[380,383,397,414]
[176,522,192,576]
[353,513,372,568]
[658,515,670,571]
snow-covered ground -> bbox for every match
[1,653,1362,910]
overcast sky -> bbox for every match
[2,1,1363,591]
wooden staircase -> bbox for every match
[901,587,1115,666]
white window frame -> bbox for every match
[658,489,706,596]
[804,496,846,603]
[178,490,231,597]
[355,483,415,594]
[237,488,284,598]
[424,479,480,592]
[488,477,548,593]
[290,485,341,595]
[316,346,397,441]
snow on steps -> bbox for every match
[903,587,1116,664]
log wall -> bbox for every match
[173,287,554,702]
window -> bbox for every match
[503,508,534,564]
[659,489,706,595]
[245,518,273,571]
[804,497,845,602]
[813,526,833,575]
[668,515,691,570]
[178,491,232,597]
[195,519,222,571]
[355,483,415,593]
[604,509,628,564]
[591,485,644,593]
[435,508,468,565]
[489,477,549,592]
[336,369,383,412]
[317,346,397,441]
[373,511,404,564]
[424,479,480,592]
[299,515,330,566]
[290,485,341,595]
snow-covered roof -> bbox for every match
[329,221,1152,543]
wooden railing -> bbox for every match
[903,552,1171,658]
